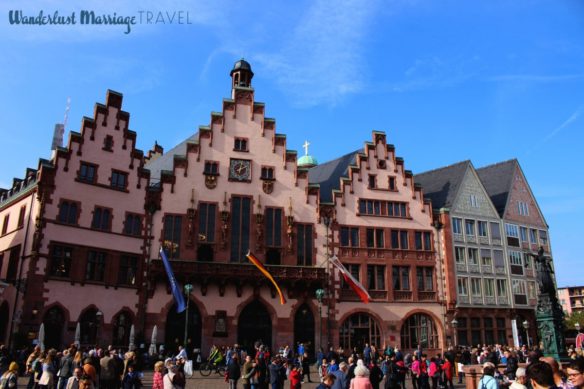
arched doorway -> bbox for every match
[43,306,65,350]
[79,308,100,346]
[294,303,315,355]
[400,313,439,350]
[0,302,9,343]
[339,312,381,352]
[165,301,202,355]
[238,300,272,354]
[112,311,133,348]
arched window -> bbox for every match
[400,313,438,350]
[43,306,65,350]
[339,312,381,351]
[79,308,100,346]
[112,311,132,347]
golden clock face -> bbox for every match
[229,159,251,181]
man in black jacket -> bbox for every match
[268,358,285,389]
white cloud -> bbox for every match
[525,105,583,155]
[253,0,379,107]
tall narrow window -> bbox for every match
[198,203,216,242]
[297,224,313,266]
[86,251,106,282]
[6,245,20,283]
[389,177,396,191]
[400,231,409,250]
[79,162,97,183]
[340,227,359,247]
[452,218,463,235]
[118,255,137,286]
[368,175,376,189]
[393,266,410,291]
[1,215,9,235]
[163,215,183,258]
[50,245,72,278]
[234,137,248,152]
[17,206,26,228]
[455,247,466,264]
[367,265,386,291]
[417,267,434,291]
[91,207,111,231]
[457,278,468,296]
[423,232,432,250]
[58,201,79,225]
[111,170,128,190]
[465,220,475,236]
[265,208,282,247]
[230,197,251,262]
[123,214,142,236]
[366,228,384,248]
[415,232,423,250]
[478,221,488,237]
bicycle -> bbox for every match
[199,361,226,377]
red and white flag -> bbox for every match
[330,255,370,304]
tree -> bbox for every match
[564,312,584,329]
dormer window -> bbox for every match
[234,138,248,152]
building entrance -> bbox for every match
[293,303,315,355]
[165,302,202,355]
[238,300,272,354]
[339,312,381,351]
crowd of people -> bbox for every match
[0,342,583,389]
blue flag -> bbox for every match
[159,247,186,313]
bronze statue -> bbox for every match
[528,247,556,296]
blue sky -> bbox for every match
[1,0,583,286]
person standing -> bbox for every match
[66,367,83,389]
[566,358,584,389]
[526,361,554,389]
[152,361,164,389]
[0,362,18,389]
[509,368,528,389]
[242,355,256,389]
[369,360,383,389]
[301,353,312,383]
[289,365,302,389]
[349,365,372,389]
[58,349,74,389]
[331,362,347,389]
[100,350,117,389]
[316,374,336,389]
[478,363,499,389]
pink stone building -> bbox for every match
[0,60,555,356]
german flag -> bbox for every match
[246,251,287,305]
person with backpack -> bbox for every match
[478,363,499,389]
[0,362,18,389]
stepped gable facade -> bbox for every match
[1,60,555,355]
[310,133,444,354]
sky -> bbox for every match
[0,0,583,286]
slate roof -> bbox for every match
[308,150,361,203]
[476,159,517,217]
[414,160,471,210]
[145,132,199,183]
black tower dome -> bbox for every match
[230,58,254,88]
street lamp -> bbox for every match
[523,320,531,348]
[184,284,193,348]
[315,288,325,352]
[451,318,458,347]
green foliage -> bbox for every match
[565,311,584,329]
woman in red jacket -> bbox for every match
[289,365,302,389]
